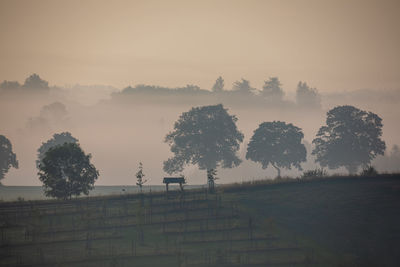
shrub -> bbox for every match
[301,168,327,179]
[360,166,378,177]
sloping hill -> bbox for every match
[224,176,400,266]
[0,175,399,266]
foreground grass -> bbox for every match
[1,175,399,266]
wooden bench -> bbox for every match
[163,177,185,192]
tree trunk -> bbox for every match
[271,163,281,178]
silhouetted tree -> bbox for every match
[312,105,386,174]
[246,121,307,177]
[232,79,254,94]
[207,168,218,192]
[23,73,49,91]
[164,104,244,189]
[135,162,147,193]
[37,132,78,168]
[262,77,284,100]
[296,81,321,108]
[212,76,224,92]
[38,143,99,199]
[0,135,18,183]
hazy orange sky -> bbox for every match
[1,0,399,92]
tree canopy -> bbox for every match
[246,121,307,177]
[312,105,386,174]
[163,104,244,185]
[38,142,99,199]
[0,135,18,183]
[37,132,78,168]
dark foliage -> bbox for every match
[37,132,78,168]
[246,121,306,177]
[312,105,386,174]
[301,168,327,179]
[0,135,18,182]
[38,143,99,199]
[360,165,378,177]
[164,104,244,186]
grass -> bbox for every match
[1,174,399,266]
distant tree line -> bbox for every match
[1,74,322,108]
[0,73,49,92]
[112,76,321,108]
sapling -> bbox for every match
[135,162,147,193]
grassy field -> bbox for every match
[1,175,399,266]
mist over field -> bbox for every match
[1,79,400,186]
[1,0,400,186]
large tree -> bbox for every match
[262,77,284,100]
[164,104,244,190]
[37,132,78,168]
[312,105,386,174]
[246,121,307,177]
[0,135,18,183]
[38,143,99,199]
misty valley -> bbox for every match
[1,73,400,267]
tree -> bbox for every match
[37,132,78,168]
[232,79,254,94]
[163,104,244,190]
[246,121,307,177]
[207,168,218,191]
[0,135,18,183]
[135,162,147,193]
[312,105,386,174]
[23,73,49,91]
[38,142,99,199]
[262,77,284,100]
[212,76,224,92]
[296,81,321,108]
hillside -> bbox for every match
[1,175,399,266]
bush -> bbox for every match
[360,166,378,177]
[301,168,327,179]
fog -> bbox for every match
[1,0,400,186]
[1,76,400,186]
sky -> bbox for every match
[1,0,400,92]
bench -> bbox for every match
[163,177,185,192]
